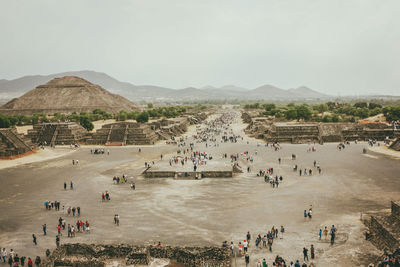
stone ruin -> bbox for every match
[243,113,398,144]
[26,122,88,146]
[153,117,189,141]
[6,113,207,148]
[87,117,191,146]
[363,201,400,251]
[87,122,159,146]
[0,128,35,159]
[42,243,231,267]
[390,138,400,151]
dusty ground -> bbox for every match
[1,110,399,267]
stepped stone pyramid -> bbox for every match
[0,76,139,115]
[265,123,320,143]
[0,128,35,159]
[87,122,159,145]
[27,122,88,146]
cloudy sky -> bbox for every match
[1,0,399,95]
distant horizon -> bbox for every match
[1,69,400,97]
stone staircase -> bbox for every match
[0,128,34,158]
[265,123,320,143]
[88,122,159,145]
[27,122,87,145]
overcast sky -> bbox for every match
[1,0,399,95]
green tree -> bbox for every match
[285,109,297,120]
[295,104,312,120]
[383,106,400,121]
[79,116,94,131]
[354,102,368,108]
[368,102,382,109]
[136,111,149,123]
[0,114,11,128]
[147,103,154,109]
[354,108,369,119]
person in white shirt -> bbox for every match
[243,240,248,252]
[2,248,7,263]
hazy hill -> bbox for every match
[0,70,331,102]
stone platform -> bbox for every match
[26,122,87,146]
[363,201,400,251]
[143,158,234,179]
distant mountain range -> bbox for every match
[0,70,330,102]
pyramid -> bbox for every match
[0,76,139,115]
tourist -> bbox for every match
[318,229,322,240]
[280,225,285,239]
[303,247,308,261]
[34,256,41,267]
[310,244,315,259]
[262,258,267,267]
[32,234,37,245]
[330,225,337,245]
[27,257,33,267]
[20,256,26,266]
[56,235,60,248]
[70,181,73,190]
[267,237,273,252]
[245,253,250,267]
[323,226,328,240]
[64,182,67,190]
[243,239,248,252]
[238,242,243,255]
[2,248,7,263]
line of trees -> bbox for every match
[0,105,205,130]
[244,102,400,122]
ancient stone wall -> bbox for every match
[43,244,231,267]
[243,115,397,144]
[364,201,400,251]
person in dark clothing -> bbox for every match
[303,247,308,261]
[20,256,26,266]
[42,224,47,235]
[14,254,19,264]
[32,234,37,245]
[8,256,12,267]
[245,253,250,267]
[34,256,41,267]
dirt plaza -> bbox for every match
[1,111,399,266]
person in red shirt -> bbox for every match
[57,225,61,235]
[28,257,33,267]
